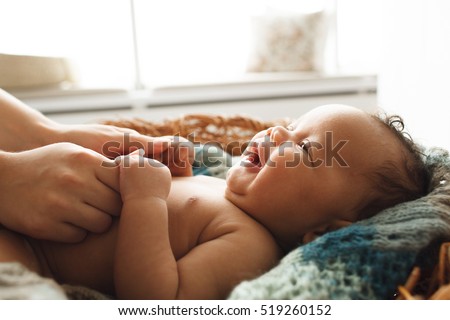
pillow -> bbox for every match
[247,11,328,72]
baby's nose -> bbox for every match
[267,126,290,146]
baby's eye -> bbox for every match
[298,140,314,163]
[297,140,310,151]
[296,140,313,160]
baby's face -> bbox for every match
[225,104,398,247]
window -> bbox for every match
[0,0,381,92]
[0,0,134,89]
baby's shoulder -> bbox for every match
[203,209,282,261]
[202,215,282,285]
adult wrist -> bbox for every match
[0,114,59,151]
[32,120,62,147]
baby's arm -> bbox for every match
[114,152,178,299]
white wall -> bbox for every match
[378,0,450,150]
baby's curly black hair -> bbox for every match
[357,112,430,220]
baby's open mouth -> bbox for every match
[242,145,263,168]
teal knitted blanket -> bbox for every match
[226,148,450,299]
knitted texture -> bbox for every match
[0,262,67,299]
[229,148,450,299]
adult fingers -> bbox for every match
[94,158,121,193]
[140,136,172,156]
[36,221,88,243]
[83,177,122,217]
[65,202,114,234]
[169,164,193,177]
[48,200,114,241]
[111,132,171,156]
[166,138,195,176]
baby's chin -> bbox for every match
[224,166,248,197]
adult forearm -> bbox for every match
[114,198,179,299]
[0,150,11,226]
[0,89,57,151]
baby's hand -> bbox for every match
[117,149,171,202]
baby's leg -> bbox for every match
[0,227,42,274]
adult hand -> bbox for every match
[50,123,171,159]
[151,135,195,177]
[52,124,194,177]
[53,124,194,177]
[0,142,120,243]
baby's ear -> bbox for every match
[302,220,352,244]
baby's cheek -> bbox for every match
[225,166,249,195]
[270,149,301,168]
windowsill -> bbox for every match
[11,72,377,114]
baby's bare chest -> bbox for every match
[166,176,243,259]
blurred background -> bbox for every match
[0,0,448,149]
